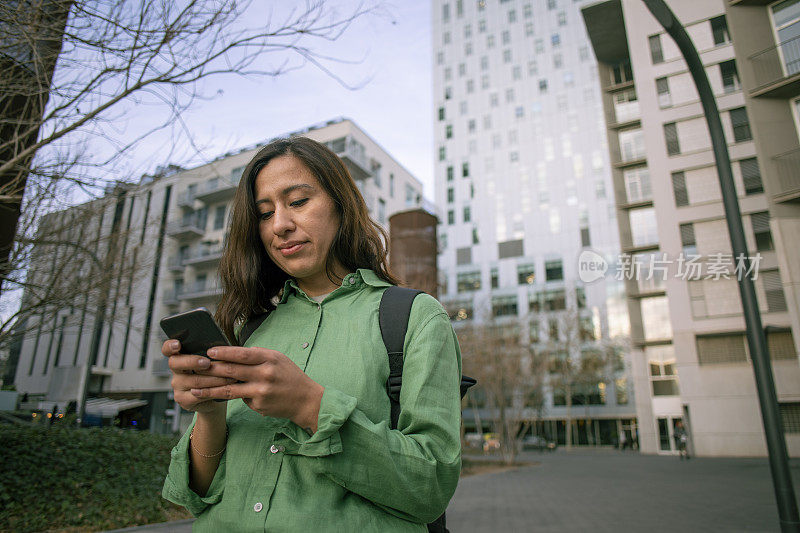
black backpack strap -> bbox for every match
[378,286,423,430]
[238,312,269,346]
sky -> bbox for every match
[152,1,436,198]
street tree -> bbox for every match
[545,305,626,449]
[0,0,379,297]
[457,300,548,465]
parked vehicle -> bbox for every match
[522,435,557,452]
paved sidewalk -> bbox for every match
[108,449,800,532]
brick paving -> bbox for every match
[108,449,800,532]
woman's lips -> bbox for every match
[279,242,306,256]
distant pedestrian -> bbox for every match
[674,420,690,460]
[619,431,628,451]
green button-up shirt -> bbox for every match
[162,269,463,531]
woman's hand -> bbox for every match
[187,346,325,434]
[162,340,236,414]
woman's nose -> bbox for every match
[271,206,295,234]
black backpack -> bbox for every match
[239,286,476,533]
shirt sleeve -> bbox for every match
[273,299,463,524]
[162,415,227,517]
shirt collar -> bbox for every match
[278,268,391,304]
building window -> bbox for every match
[502,30,511,45]
[558,12,566,26]
[741,158,763,195]
[656,77,671,107]
[389,173,394,198]
[447,166,454,181]
[664,122,680,155]
[762,270,787,312]
[781,403,800,433]
[720,60,740,93]
[710,15,730,46]
[539,79,548,93]
[472,226,479,244]
[629,207,658,247]
[751,211,773,251]
[213,205,226,230]
[480,56,489,70]
[462,162,469,177]
[696,334,747,365]
[611,61,632,84]
[491,267,499,289]
[730,107,752,142]
[443,31,451,45]
[446,124,453,139]
[510,151,519,162]
[581,227,591,247]
[545,289,566,311]
[487,34,495,48]
[551,33,560,47]
[479,19,486,32]
[649,34,664,64]
[443,3,450,22]
[498,239,523,259]
[493,295,518,317]
[545,259,563,282]
[448,210,455,225]
[553,53,562,68]
[447,187,454,203]
[680,223,697,255]
[535,39,544,53]
[512,66,521,80]
[508,10,516,23]
[672,171,688,206]
[619,128,645,161]
[525,22,534,36]
[466,79,475,93]
[547,0,556,9]
[460,101,468,115]
[458,248,472,267]
[439,147,446,161]
[517,264,535,285]
[457,271,481,292]
[463,205,471,222]
[468,119,476,133]
[378,198,386,224]
[624,167,652,203]
[515,106,524,118]
[438,107,445,121]
[648,346,679,396]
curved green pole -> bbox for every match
[641,1,799,530]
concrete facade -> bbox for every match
[12,118,424,433]
[583,0,800,456]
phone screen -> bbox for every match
[160,307,230,356]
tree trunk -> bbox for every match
[565,382,573,450]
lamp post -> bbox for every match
[641,1,799,530]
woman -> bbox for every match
[162,136,463,531]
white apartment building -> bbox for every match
[12,118,424,433]
[433,0,637,447]
[583,0,800,456]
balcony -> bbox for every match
[773,148,800,203]
[610,100,640,129]
[195,177,238,204]
[183,245,224,268]
[328,136,370,181]
[151,358,171,377]
[166,216,204,240]
[166,255,185,272]
[162,288,180,306]
[748,34,800,98]
[179,280,222,301]
[176,189,195,209]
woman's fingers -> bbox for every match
[172,374,237,390]
[168,354,212,373]
[162,339,181,356]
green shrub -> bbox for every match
[0,424,191,532]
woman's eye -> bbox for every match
[259,211,273,220]
[290,198,308,208]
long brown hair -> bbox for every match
[215,136,399,343]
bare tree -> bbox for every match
[0,0,380,296]
[545,306,624,449]
[0,182,151,354]
[457,300,548,465]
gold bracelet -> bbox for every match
[189,426,228,458]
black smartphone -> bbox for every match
[160,307,231,356]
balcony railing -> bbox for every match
[195,177,238,204]
[179,280,222,300]
[176,190,195,208]
[613,100,640,125]
[166,216,205,239]
[748,34,800,96]
[773,148,800,202]
[183,245,224,267]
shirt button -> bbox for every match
[301,342,309,349]
[349,277,356,285]
[270,444,279,453]
[254,502,263,512]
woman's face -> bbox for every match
[254,154,343,296]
